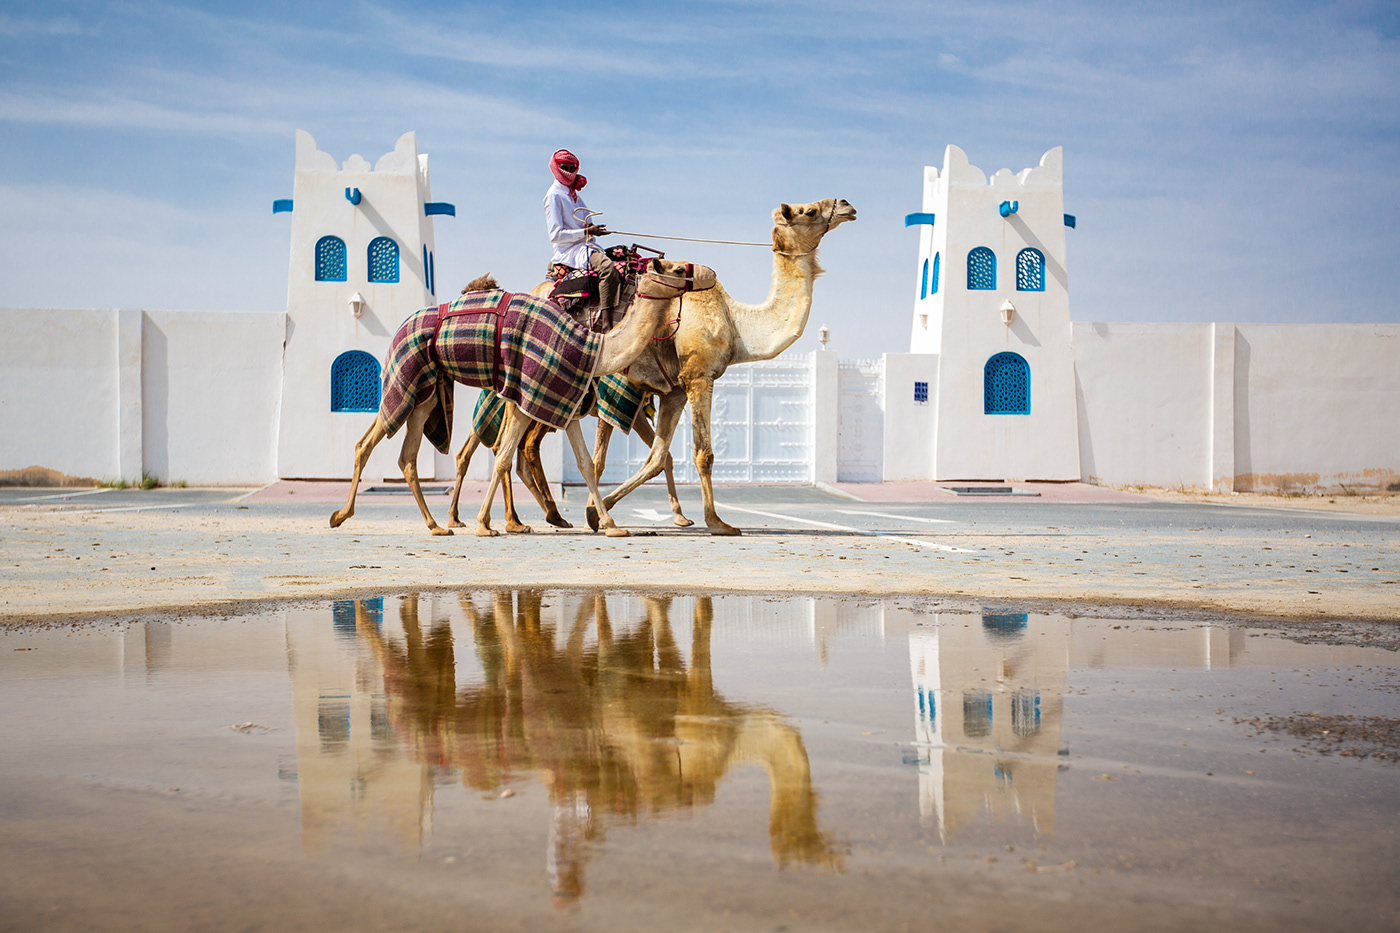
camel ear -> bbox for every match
[779,203,794,220]
[650,258,662,273]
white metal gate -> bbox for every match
[837,359,884,482]
[565,355,814,485]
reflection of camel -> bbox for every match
[588,199,857,535]
[356,591,840,904]
[330,260,714,537]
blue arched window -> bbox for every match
[984,352,1030,414]
[330,350,380,412]
[315,236,346,282]
[930,252,940,294]
[920,259,928,299]
[368,237,399,283]
[967,247,995,290]
[1016,248,1045,291]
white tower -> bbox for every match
[275,130,452,479]
[908,145,1080,481]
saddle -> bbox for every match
[548,243,667,334]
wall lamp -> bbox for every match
[999,300,1016,326]
[349,292,366,318]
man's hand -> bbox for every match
[585,223,611,238]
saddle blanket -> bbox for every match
[595,374,645,434]
[471,390,508,448]
[380,289,603,454]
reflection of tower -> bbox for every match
[909,610,1069,843]
[286,598,433,850]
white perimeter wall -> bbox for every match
[1074,322,1400,492]
[0,309,285,485]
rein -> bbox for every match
[636,263,710,341]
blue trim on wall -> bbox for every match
[424,202,456,216]
[999,200,1019,217]
[931,252,940,294]
[272,199,293,214]
[1064,214,1076,228]
[344,187,362,205]
[429,251,435,295]
[904,212,936,227]
[920,259,928,299]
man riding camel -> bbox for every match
[544,149,623,328]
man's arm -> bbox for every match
[545,191,585,249]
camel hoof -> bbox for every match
[506,524,533,534]
[708,523,742,537]
[430,526,453,536]
[475,526,499,537]
[330,510,349,528]
[604,526,630,538]
[448,518,466,528]
[672,515,694,527]
[546,514,574,529]
[585,505,600,532]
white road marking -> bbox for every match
[715,503,974,553]
[836,509,955,524]
[632,508,672,522]
[29,503,202,515]
[17,488,114,502]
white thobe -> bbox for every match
[544,180,595,269]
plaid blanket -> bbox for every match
[471,390,508,448]
[595,374,644,434]
[380,290,603,454]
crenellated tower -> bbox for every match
[275,130,454,479]
[905,145,1080,481]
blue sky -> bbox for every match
[2,0,1397,358]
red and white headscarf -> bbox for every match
[550,149,587,202]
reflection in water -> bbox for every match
[290,592,840,905]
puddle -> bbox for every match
[2,592,1398,932]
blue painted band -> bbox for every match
[272,199,293,214]
[424,202,456,217]
[904,212,936,227]
[1064,214,1076,228]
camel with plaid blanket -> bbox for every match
[330,258,715,537]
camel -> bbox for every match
[587,198,857,535]
[353,590,840,903]
[445,275,694,533]
[329,258,715,537]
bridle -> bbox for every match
[773,200,838,258]
[637,262,713,341]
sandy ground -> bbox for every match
[2,481,1397,630]
[1118,485,1400,517]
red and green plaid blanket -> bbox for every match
[380,290,603,454]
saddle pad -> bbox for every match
[379,289,603,454]
[595,374,644,434]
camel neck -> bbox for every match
[729,250,818,363]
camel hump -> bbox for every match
[461,273,500,293]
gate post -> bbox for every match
[812,349,839,483]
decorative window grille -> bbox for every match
[920,258,928,299]
[963,689,993,738]
[330,350,381,412]
[931,252,940,294]
[315,236,346,282]
[914,381,929,404]
[1011,689,1041,737]
[1016,247,1045,291]
[967,246,995,290]
[368,237,399,283]
[984,352,1030,414]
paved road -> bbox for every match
[1,483,1397,626]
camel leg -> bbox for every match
[685,377,740,536]
[633,406,692,527]
[330,414,389,529]
[565,419,628,537]
[476,405,532,536]
[517,423,570,528]
[397,396,452,536]
[583,418,617,531]
[448,431,482,528]
[591,388,689,528]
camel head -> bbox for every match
[771,198,857,255]
[638,257,717,297]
